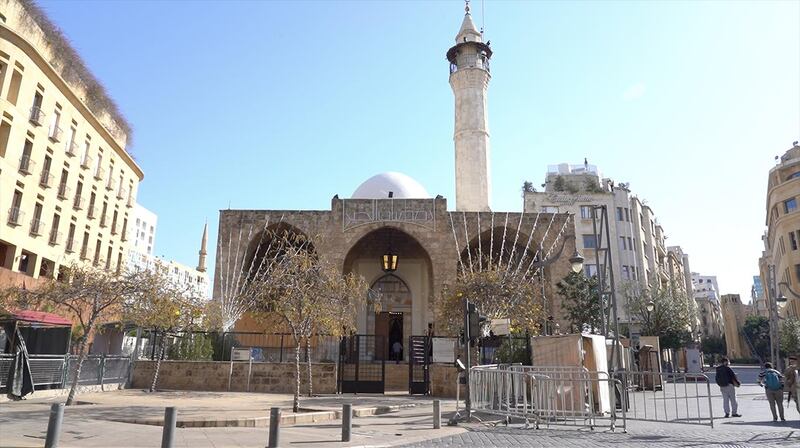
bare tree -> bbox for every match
[2,263,144,406]
[125,265,205,392]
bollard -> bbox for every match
[44,403,64,448]
[341,403,352,442]
[161,407,177,448]
[267,407,281,448]
[433,400,441,429]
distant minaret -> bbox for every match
[448,0,492,211]
[197,221,208,272]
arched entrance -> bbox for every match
[371,274,412,361]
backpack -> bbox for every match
[764,369,783,391]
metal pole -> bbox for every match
[161,407,177,448]
[342,403,352,442]
[44,403,64,448]
[433,399,441,429]
[267,407,280,448]
[602,205,623,372]
[591,207,607,336]
[463,297,472,420]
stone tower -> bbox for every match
[197,221,208,273]
[448,1,493,212]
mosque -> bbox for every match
[213,3,577,389]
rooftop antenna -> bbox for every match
[481,0,485,35]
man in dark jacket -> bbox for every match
[716,357,741,417]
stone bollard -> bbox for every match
[433,400,441,429]
[267,407,281,448]
[44,403,64,448]
[161,407,177,448]
[342,403,352,442]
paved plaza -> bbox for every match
[0,367,797,447]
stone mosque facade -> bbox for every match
[213,6,577,350]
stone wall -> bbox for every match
[131,361,337,394]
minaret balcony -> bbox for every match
[450,55,490,74]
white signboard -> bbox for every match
[432,338,456,364]
[231,347,252,361]
[490,319,511,336]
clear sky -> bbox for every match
[37,0,799,301]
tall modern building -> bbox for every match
[758,142,800,320]
[0,0,143,286]
[127,204,157,256]
[524,162,692,328]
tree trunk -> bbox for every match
[65,317,96,406]
[306,336,313,397]
[149,332,167,393]
[293,341,301,413]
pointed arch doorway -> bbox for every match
[371,274,412,361]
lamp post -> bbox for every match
[645,300,655,334]
[569,251,585,274]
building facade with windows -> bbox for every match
[0,0,143,285]
[691,272,724,339]
[523,163,689,326]
[758,142,800,320]
[127,203,157,256]
[751,275,768,318]
[720,293,753,360]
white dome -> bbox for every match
[352,172,430,199]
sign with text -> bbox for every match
[432,338,456,363]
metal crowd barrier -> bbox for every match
[615,370,714,427]
[469,365,625,432]
[0,354,130,390]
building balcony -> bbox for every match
[39,171,54,189]
[100,213,108,228]
[116,187,127,201]
[105,179,116,192]
[81,155,92,170]
[7,207,24,226]
[29,218,45,236]
[48,229,62,246]
[94,167,105,181]
[65,140,78,157]
[29,107,45,126]
[57,183,71,200]
[48,126,63,143]
[65,238,75,253]
[18,155,35,175]
[73,195,85,210]
[126,195,135,208]
[87,206,98,220]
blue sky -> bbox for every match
[38,0,799,301]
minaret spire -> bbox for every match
[197,221,208,272]
[447,2,493,211]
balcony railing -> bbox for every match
[18,155,35,175]
[116,187,127,201]
[94,167,105,181]
[87,206,98,220]
[65,237,75,253]
[29,107,45,126]
[39,171,54,188]
[81,155,93,170]
[73,195,85,210]
[7,207,24,226]
[65,140,78,157]
[80,246,90,260]
[30,218,45,236]
[105,179,116,192]
[57,183,71,200]
[99,213,108,228]
[48,230,62,246]
[126,195,135,208]
[49,126,63,142]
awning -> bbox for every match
[1,309,72,327]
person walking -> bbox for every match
[782,356,799,415]
[758,362,786,422]
[716,357,741,418]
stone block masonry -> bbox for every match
[131,361,337,394]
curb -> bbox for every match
[108,403,419,428]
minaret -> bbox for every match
[197,221,208,272]
[448,0,492,211]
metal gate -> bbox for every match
[338,335,385,394]
[408,336,430,395]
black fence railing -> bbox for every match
[0,354,130,392]
[137,331,340,363]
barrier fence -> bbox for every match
[0,353,130,391]
[615,370,714,427]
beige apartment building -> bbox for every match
[720,294,753,360]
[0,0,143,285]
[759,142,800,320]
[524,163,692,331]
